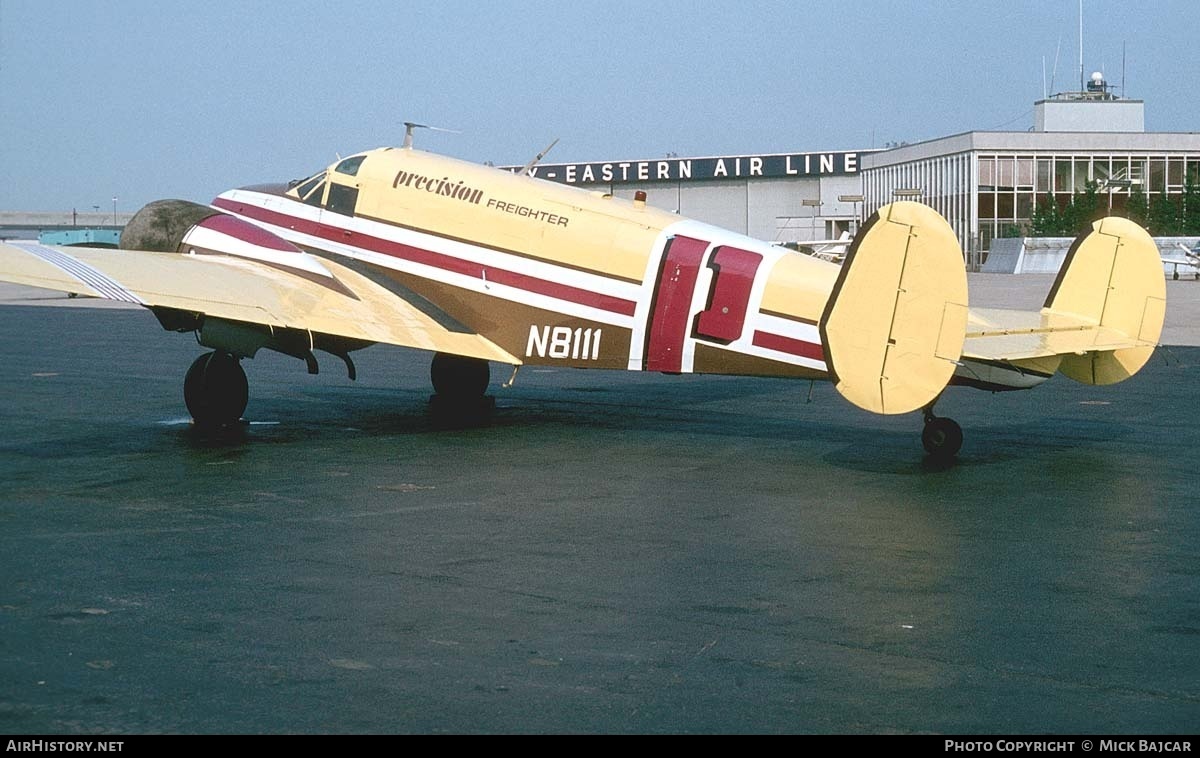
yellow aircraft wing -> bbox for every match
[0,241,521,365]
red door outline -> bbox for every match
[645,236,708,372]
[645,237,765,371]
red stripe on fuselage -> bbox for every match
[196,213,303,252]
[751,330,825,362]
[211,196,637,317]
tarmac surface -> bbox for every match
[0,276,1198,734]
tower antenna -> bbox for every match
[520,138,559,176]
[1121,41,1126,98]
[1078,0,1085,92]
[1050,36,1061,96]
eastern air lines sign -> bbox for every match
[506,151,865,186]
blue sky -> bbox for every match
[1,0,1196,211]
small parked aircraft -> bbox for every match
[1162,242,1200,280]
[791,231,852,264]
[0,139,1166,458]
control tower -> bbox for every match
[1034,71,1145,132]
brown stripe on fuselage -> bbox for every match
[379,269,632,370]
[356,212,645,286]
[692,343,827,379]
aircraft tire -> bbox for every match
[922,416,963,459]
[430,353,489,399]
[184,351,248,426]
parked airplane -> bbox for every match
[0,142,1166,458]
[780,231,852,264]
[1162,242,1200,280]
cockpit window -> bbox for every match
[334,156,366,177]
[326,183,359,216]
[301,181,326,208]
[294,172,326,201]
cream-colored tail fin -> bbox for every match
[1045,217,1166,385]
[819,202,968,415]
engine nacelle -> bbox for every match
[130,199,364,378]
[122,199,335,280]
[120,199,220,252]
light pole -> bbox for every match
[838,193,864,235]
[801,198,823,241]
[112,196,118,226]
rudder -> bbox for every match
[819,202,968,415]
[1045,217,1166,385]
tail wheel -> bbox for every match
[184,351,248,426]
[430,353,490,399]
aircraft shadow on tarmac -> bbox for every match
[164,369,1148,478]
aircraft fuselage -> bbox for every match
[212,147,838,381]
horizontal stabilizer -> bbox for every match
[819,202,968,415]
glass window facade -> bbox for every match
[865,142,1200,256]
[863,152,975,252]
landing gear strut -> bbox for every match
[183,351,248,427]
[921,402,963,460]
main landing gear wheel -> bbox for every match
[184,351,248,427]
[429,353,493,416]
[430,353,489,398]
[921,407,963,460]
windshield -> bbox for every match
[288,172,327,205]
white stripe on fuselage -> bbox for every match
[215,190,641,328]
[181,225,336,280]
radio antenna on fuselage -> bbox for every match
[520,138,560,176]
[402,121,461,150]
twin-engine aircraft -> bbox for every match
[0,142,1166,458]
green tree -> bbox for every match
[1058,195,1081,237]
[1072,180,1104,233]
[1181,179,1200,235]
[1125,184,1150,228]
[1031,193,1061,235]
[1150,194,1182,236]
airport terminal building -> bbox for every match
[514,81,1200,260]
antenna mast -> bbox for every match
[1121,41,1126,98]
[1050,36,1061,96]
[402,121,461,150]
[520,138,559,176]
[1078,0,1085,92]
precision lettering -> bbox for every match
[392,171,483,205]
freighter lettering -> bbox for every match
[486,198,570,227]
